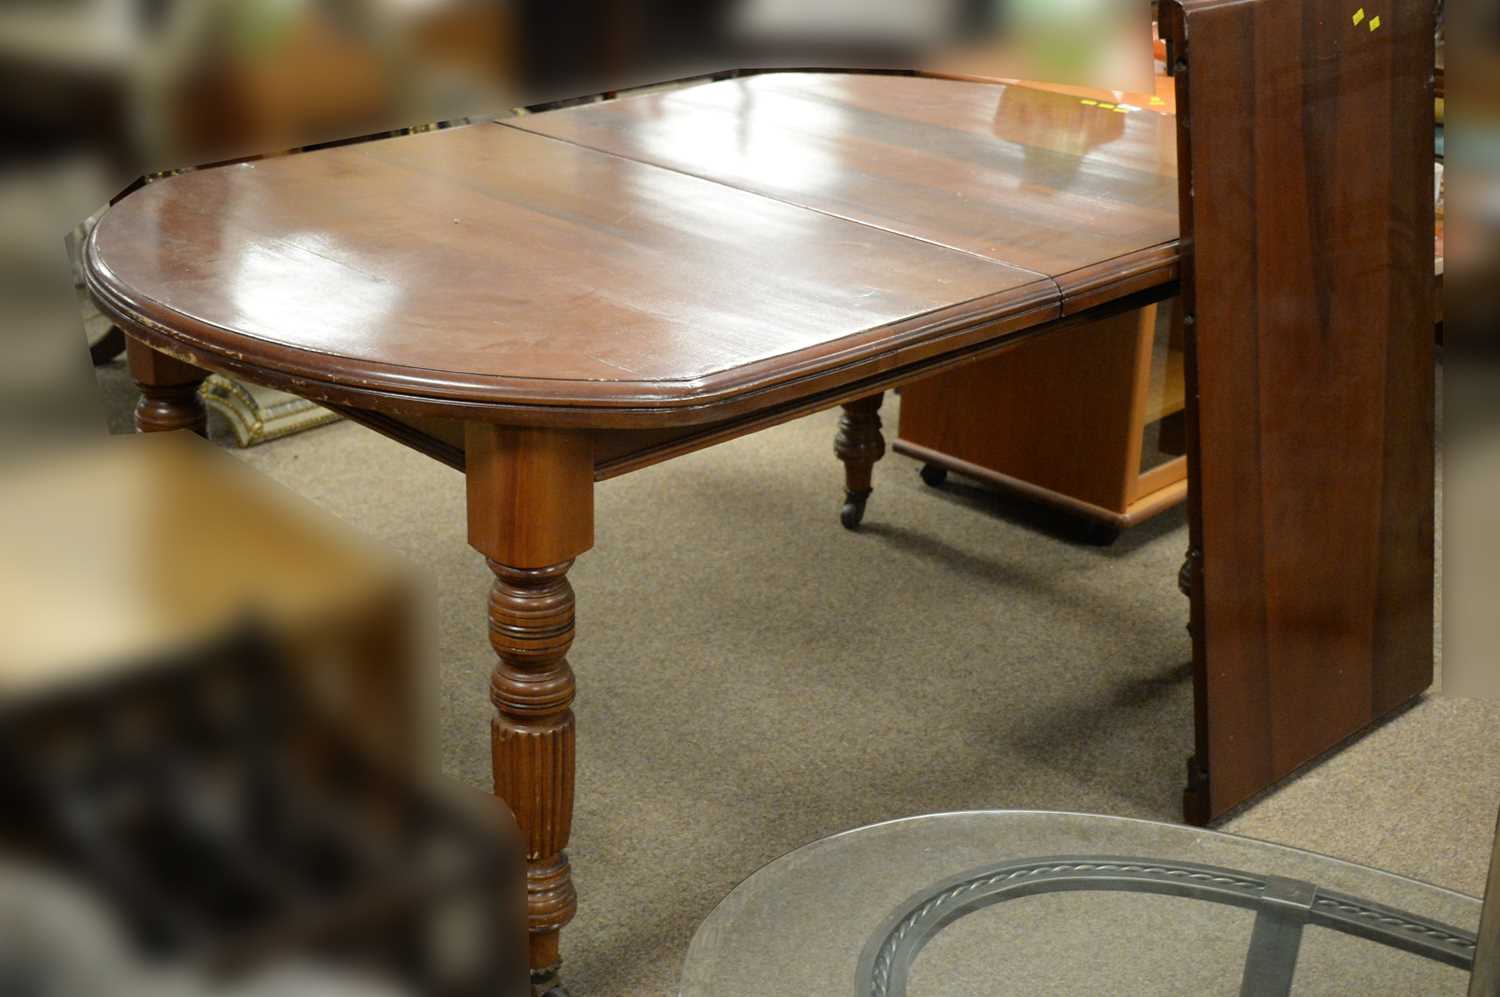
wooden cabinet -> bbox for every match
[894,298,1187,537]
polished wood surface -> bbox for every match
[897,306,1157,517]
[465,425,594,985]
[466,424,594,569]
[486,556,578,984]
[892,295,1189,532]
[1164,0,1435,819]
[84,88,1177,976]
[88,54,1437,987]
[513,73,1181,306]
[126,334,207,435]
[834,394,886,529]
[86,109,1061,427]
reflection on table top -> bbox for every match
[513,73,1179,278]
[86,72,1179,424]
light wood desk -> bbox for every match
[86,4,1434,982]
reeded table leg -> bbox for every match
[834,392,885,529]
[126,336,207,435]
[466,422,594,993]
[488,558,578,989]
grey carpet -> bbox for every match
[96,360,1500,995]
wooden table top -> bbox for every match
[515,73,1179,299]
[86,72,1180,429]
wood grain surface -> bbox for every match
[85,73,1186,428]
[514,73,1181,307]
[86,110,1064,427]
[1164,0,1435,819]
[896,306,1151,512]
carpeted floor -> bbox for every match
[97,361,1500,995]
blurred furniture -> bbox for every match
[0,2,136,171]
[679,810,1484,996]
[0,432,528,995]
[0,432,422,758]
[85,0,1433,978]
[895,298,1186,541]
[0,626,529,997]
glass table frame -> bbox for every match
[681,811,1483,997]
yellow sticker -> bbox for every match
[1353,7,1364,24]
[1149,96,1166,105]
[1113,106,1129,113]
[1369,14,1381,29]
[1098,102,1115,109]
[1080,98,1098,106]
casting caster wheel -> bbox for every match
[840,493,870,530]
[919,463,948,488]
[532,967,571,997]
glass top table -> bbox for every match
[679,811,1483,997]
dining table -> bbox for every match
[84,5,1436,983]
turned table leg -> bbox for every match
[834,393,886,529]
[126,336,207,435]
[488,558,578,988]
[466,422,594,993]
